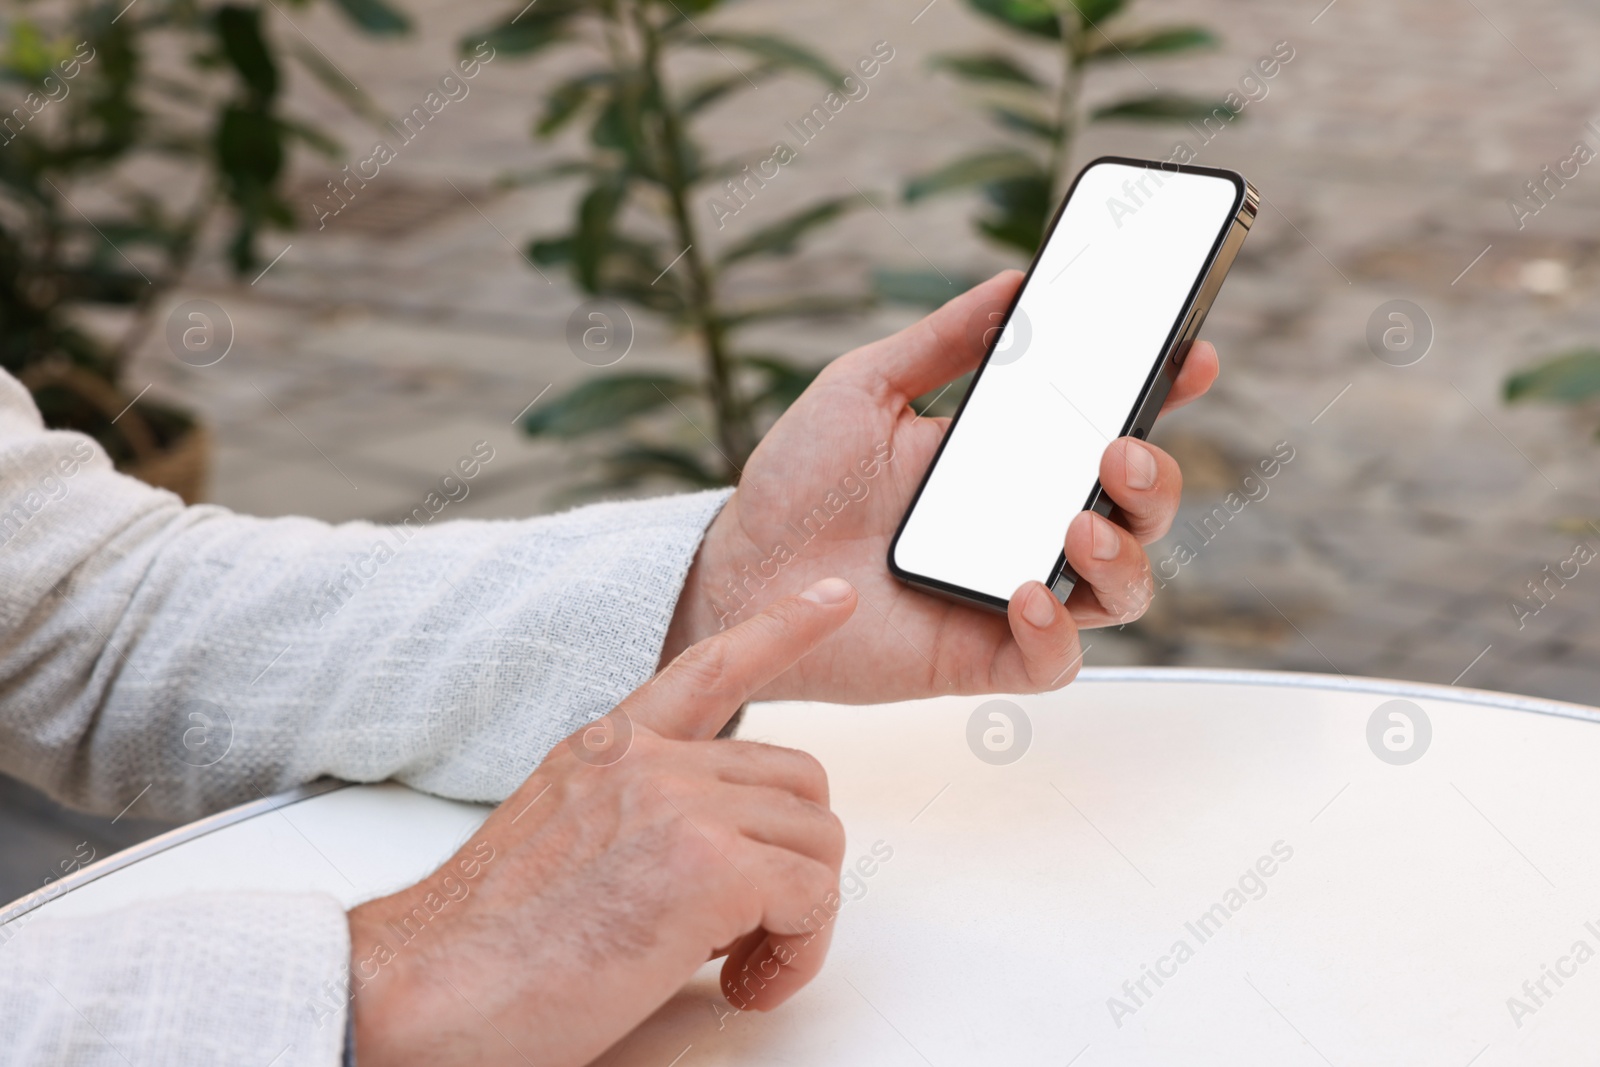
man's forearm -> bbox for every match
[0,369,732,820]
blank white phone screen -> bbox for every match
[893,162,1240,603]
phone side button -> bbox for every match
[1171,318,1198,367]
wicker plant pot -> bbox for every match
[21,363,210,505]
[124,423,209,504]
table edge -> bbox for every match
[1074,666,1600,723]
[0,777,349,929]
[5,669,1590,926]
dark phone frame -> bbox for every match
[886,155,1256,613]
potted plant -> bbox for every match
[465,0,872,491]
[876,0,1230,314]
[0,0,405,501]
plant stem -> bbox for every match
[630,1,751,480]
[1047,10,1086,211]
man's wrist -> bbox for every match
[661,502,737,667]
[346,895,441,1067]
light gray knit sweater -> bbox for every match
[0,369,729,1064]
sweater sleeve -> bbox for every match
[0,366,730,820]
[0,366,731,1065]
[0,893,352,1067]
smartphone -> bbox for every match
[888,155,1257,611]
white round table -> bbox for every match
[5,668,1598,1064]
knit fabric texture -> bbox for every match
[0,369,730,1064]
[2,894,352,1066]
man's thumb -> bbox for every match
[865,269,1024,403]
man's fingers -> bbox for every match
[1062,511,1155,628]
[706,740,831,807]
[722,924,835,1013]
[854,270,1025,403]
[628,578,858,740]
[729,784,846,868]
[1159,340,1219,414]
[1098,437,1182,545]
[996,580,1086,691]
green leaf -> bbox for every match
[904,148,1042,202]
[721,294,874,328]
[528,236,574,265]
[538,72,610,136]
[601,445,725,488]
[1070,0,1127,26]
[523,375,698,438]
[584,240,683,315]
[1,20,56,81]
[528,234,674,312]
[280,119,342,158]
[1505,349,1600,405]
[1084,26,1217,62]
[913,372,972,417]
[574,179,627,292]
[966,0,1062,39]
[328,0,412,36]
[215,106,284,188]
[691,32,844,87]
[977,173,1051,256]
[929,51,1041,87]
[287,42,388,127]
[680,62,780,115]
[146,73,210,107]
[499,160,599,188]
[989,105,1059,142]
[462,0,584,58]
[752,374,815,413]
[872,267,986,308]
[716,196,854,269]
[745,355,823,410]
[214,5,278,103]
[588,87,657,181]
[1093,93,1236,123]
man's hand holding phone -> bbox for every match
[664,269,1218,703]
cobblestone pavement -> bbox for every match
[114,0,1600,713]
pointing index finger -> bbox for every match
[626,579,858,741]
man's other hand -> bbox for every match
[349,578,859,1066]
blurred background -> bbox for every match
[4,0,1599,900]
